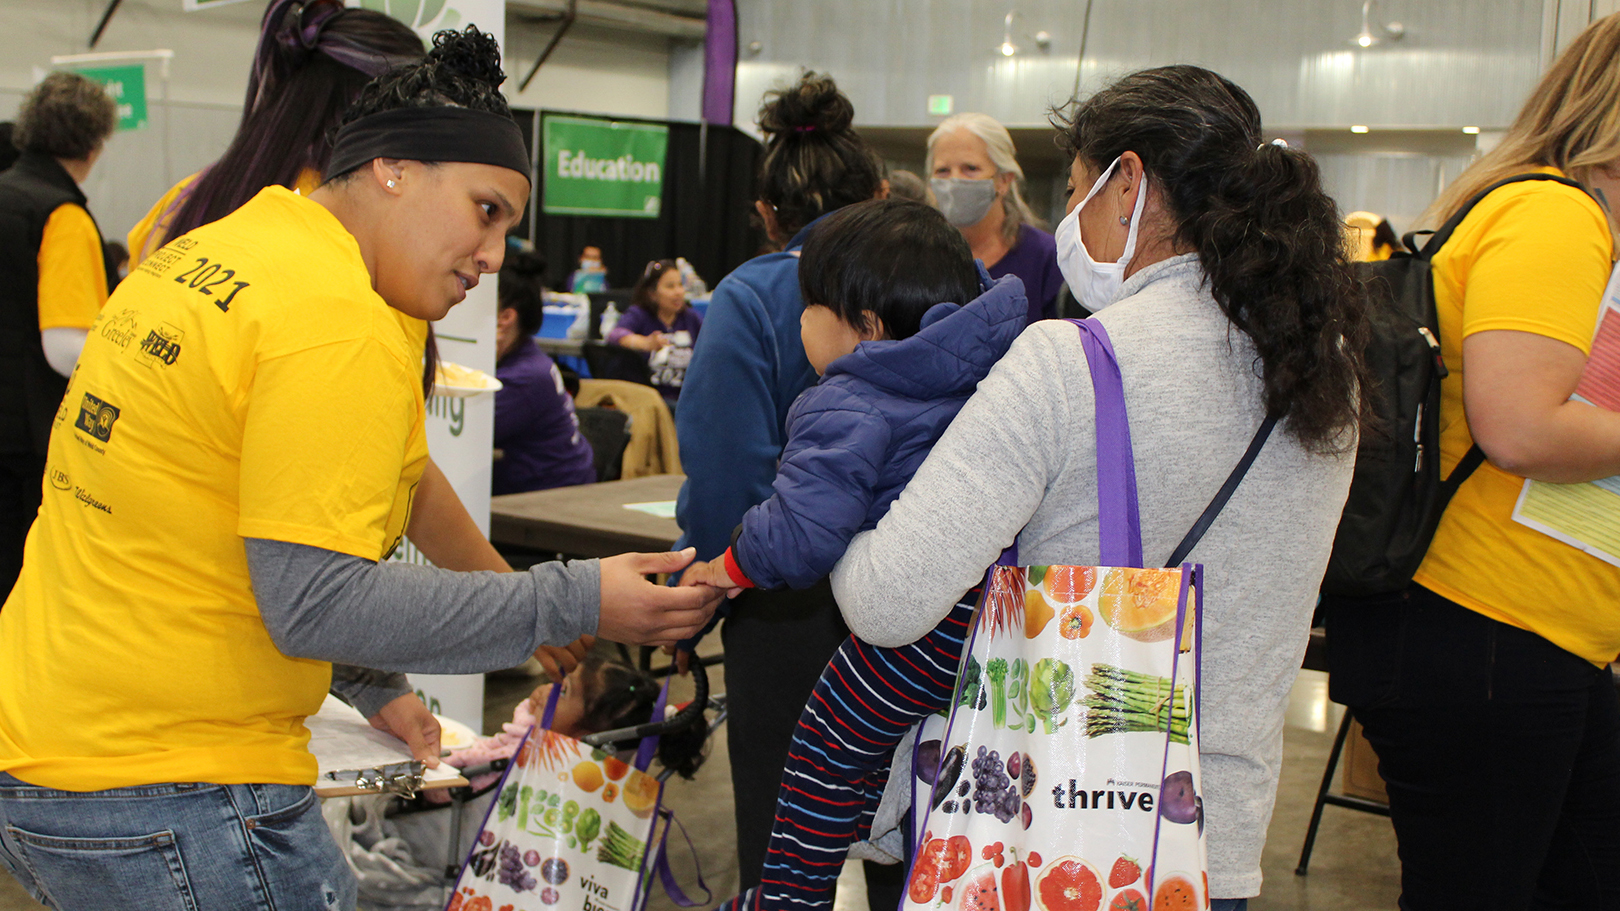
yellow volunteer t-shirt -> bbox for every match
[0,186,430,791]
[1415,167,1620,666]
[129,168,323,265]
[37,202,108,330]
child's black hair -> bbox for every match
[797,198,981,342]
[575,653,707,780]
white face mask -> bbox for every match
[1054,156,1148,312]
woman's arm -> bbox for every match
[1463,329,1620,482]
[408,458,509,571]
[832,327,1071,646]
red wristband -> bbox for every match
[722,548,756,589]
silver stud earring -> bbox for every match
[386,179,396,188]
[1119,215,1129,225]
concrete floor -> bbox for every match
[0,663,1400,911]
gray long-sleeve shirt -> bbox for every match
[245,539,600,711]
[832,254,1355,898]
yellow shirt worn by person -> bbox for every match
[1416,167,1620,666]
[0,186,429,791]
[37,202,107,330]
[128,168,323,265]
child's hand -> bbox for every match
[680,556,742,598]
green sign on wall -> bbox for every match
[543,115,668,218]
[76,65,147,132]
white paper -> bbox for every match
[307,695,463,790]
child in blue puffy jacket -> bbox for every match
[682,198,1027,911]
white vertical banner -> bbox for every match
[356,0,510,731]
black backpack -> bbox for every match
[1321,173,1590,598]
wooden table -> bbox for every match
[490,474,684,558]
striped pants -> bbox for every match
[751,598,976,911]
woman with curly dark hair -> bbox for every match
[0,28,720,910]
[832,65,1369,911]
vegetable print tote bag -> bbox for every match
[449,683,668,911]
[902,319,1265,911]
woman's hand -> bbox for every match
[597,548,723,645]
[534,635,594,681]
[622,332,668,353]
[368,692,443,768]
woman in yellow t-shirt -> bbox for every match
[0,28,720,911]
[127,0,423,263]
[1326,15,1620,910]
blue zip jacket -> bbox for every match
[673,219,824,563]
[729,270,1028,590]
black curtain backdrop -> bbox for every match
[511,109,765,294]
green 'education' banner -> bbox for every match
[75,65,147,132]
[543,115,668,218]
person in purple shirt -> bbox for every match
[607,258,703,402]
[493,252,596,495]
[928,112,1064,323]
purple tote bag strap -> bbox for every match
[634,676,672,772]
[1066,319,1144,568]
[540,675,563,729]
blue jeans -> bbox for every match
[0,772,356,910]
[1211,900,1248,911]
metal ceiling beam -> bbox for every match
[508,0,706,39]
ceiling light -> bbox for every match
[1000,41,1017,56]
[1350,125,1370,133]
[1462,126,1480,134]
[1350,1,1404,49]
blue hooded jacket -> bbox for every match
[730,270,1028,590]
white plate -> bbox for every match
[433,362,503,398]
[435,714,480,751]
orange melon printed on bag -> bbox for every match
[1097,569,1180,642]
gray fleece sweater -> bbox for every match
[832,254,1354,899]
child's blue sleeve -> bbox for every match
[731,390,892,590]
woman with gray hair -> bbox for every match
[928,112,1062,322]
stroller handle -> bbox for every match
[578,658,709,748]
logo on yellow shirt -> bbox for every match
[137,325,182,367]
[73,392,120,444]
[99,308,139,351]
[48,466,70,490]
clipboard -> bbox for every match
[308,694,469,797]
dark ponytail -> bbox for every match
[163,0,422,248]
[755,71,884,240]
[576,654,708,780]
[1056,65,1369,453]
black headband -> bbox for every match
[324,106,530,183]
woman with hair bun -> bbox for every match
[127,0,424,262]
[928,112,1062,322]
[833,65,1370,910]
[672,70,903,907]
[0,28,720,910]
